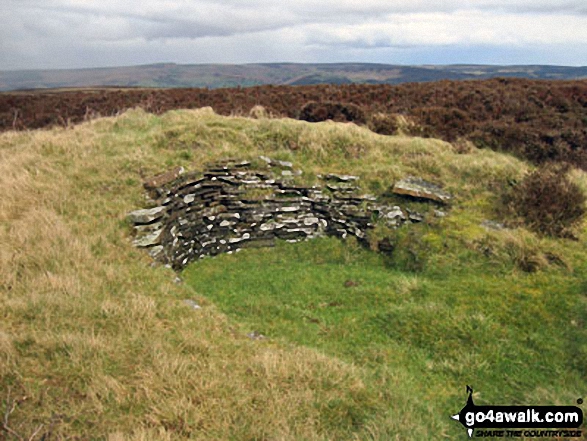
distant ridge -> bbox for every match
[1,62,586,92]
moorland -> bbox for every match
[0,79,586,440]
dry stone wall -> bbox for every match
[128,158,425,270]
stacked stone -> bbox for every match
[128,159,419,270]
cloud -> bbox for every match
[0,0,586,69]
[305,11,587,49]
[3,2,294,41]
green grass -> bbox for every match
[184,236,587,438]
[1,107,586,439]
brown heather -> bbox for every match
[503,164,586,238]
[2,78,587,169]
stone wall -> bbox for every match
[128,158,426,270]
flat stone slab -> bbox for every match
[143,166,185,191]
[128,206,166,224]
[380,206,406,221]
[481,220,506,230]
[183,299,202,310]
[322,173,359,182]
[133,227,164,247]
[392,177,452,204]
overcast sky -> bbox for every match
[1,0,586,70]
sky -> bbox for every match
[1,0,586,70]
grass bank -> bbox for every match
[1,107,586,439]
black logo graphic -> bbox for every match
[451,386,583,438]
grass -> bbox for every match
[183,233,587,439]
[1,107,586,439]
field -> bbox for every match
[1,102,586,439]
[2,63,586,92]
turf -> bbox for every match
[183,233,587,438]
[1,107,585,439]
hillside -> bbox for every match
[1,62,587,92]
[2,79,587,170]
[1,107,586,439]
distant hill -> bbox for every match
[1,62,587,92]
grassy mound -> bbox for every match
[1,107,586,439]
